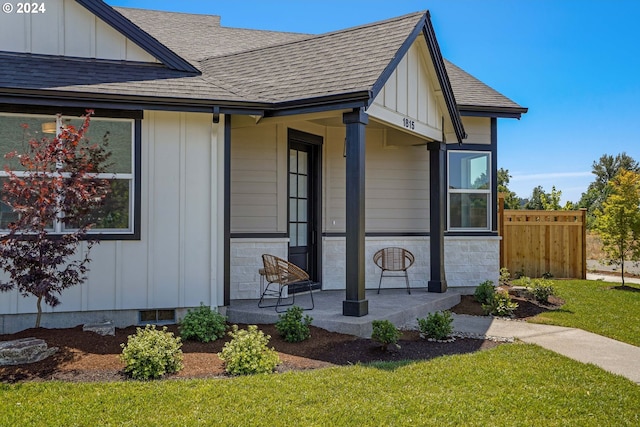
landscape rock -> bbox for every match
[83,321,115,336]
[0,338,58,366]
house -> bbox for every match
[0,0,526,333]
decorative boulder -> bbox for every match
[0,338,58,366]
[83,321,115,336]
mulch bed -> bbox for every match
[0,288,563,383]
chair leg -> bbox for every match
[258,282,275,308]
[305,280,314,310]
[404,271,411,294]
[275,285,296,313]
[377,271,384,294]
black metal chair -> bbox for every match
[258,254,314,312]
[373,247,415,294]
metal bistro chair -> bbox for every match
[373,247,415,294]
[258,254,315,312]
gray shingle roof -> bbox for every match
[199,12,425,103]
[444,60,527,113]
[0,52,244,102]
[114,7,309,61]
[0,4,525,115]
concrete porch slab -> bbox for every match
[227,289,462,338]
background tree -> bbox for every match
[0,112,111,327]
[524,186,547,210]
[579,152,639,228]
[498,168,521,209]
[596,169,640,286]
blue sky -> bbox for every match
[108,0,640,204]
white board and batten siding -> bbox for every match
[0,112,225,320]
[367,38,445,143]
[461,116,491,145]
[0,0,157,62]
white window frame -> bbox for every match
[0,112,135,235]
[447,150,491,231]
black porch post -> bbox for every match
[343,108,368,316]
[427,141,447,293]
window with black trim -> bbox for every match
[448,151,491,231]
[0,112,138,237]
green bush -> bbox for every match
[474,280,495,305]
[528,278,555,303]
[120,325,183,380]
[371,320,402,351]
[482,290,519,317]
[218,325,280,375]
[417,310,453,340]
[275,306,312,343]
[499,268,511,286]
[179,303,227,343]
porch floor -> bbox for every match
[226,289,462,338]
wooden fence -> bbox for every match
[498,195,586,279]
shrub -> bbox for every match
[275,306,312,343]
[499,268,511,286]
[482,290,519,317]
[528,279,555,303]
[474,280,495,305]
[417,310,453,340]
[371,320,402,351]
[179,303,227,343]
[120,325,183,380]
[218,325,280,375]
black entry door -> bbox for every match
[288,130,322,286]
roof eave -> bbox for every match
[74,0,200,74]
[459,105,528,119]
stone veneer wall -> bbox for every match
[322,236,430,291]
[322,235,500,290]
[444,236,500,287]
[229,235,499,298]
[230,238,289,300]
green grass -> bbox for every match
[2,344,638,426]
[526,279,640,346]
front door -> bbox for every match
[288,129,322,287]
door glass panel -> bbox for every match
[289,150,297,173]
[289,173,297,197]
[289,199,297,222]
[297,199,307,222]
[289,223,297,246]
[298,151,307,175]
[297,175,307,198]
[298,223,307,246]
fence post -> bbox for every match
[498,193,505,268]
[581,208,587,279]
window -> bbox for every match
[0,112,137,236]
[448,151,491,230]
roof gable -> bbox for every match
[368,12,465,143]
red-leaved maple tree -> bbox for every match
[0,111,112,327]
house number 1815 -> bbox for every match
[402,118,415,130]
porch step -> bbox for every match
[227,289,462,338]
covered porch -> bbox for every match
[226,289,462,338]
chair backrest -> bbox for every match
[262,254,310,285]
[373,247,415,271]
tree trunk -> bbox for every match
[621,260,625,286]
[35,295,42,328]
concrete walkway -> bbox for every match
[452,314,640,384]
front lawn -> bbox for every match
[2,344,638,426]
[527,279,640,346]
